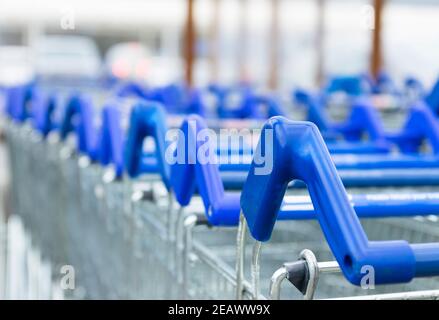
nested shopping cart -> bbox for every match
[160,114,439,300]
[238,117,439,299]
[5,82,439,300]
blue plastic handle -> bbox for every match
[124,102,171,189]
[297,92,439,155]
[405,77,424,94]
[59,94,99,160]
[170,115,439,227]
[294,90,331,132]
[240,117,439,285]
[325,74,371,96]
[426,77,439,115]
[333,98,386,142]
[32,93,57,136]
[248,94,286,119]
[374,71,397,95]
[280,193,439,220]
[187,89,207,116]
[220,167,439,189]
[98,104,125,178]
[149,85,205,115]
[295,91,388,145]
[5,84,35,122]
[139,127,439,183]
[150,84,185,113]
[170,114,241,226]
[217,86,254,119]
[386,101,439,154]
[115,81,150,99]
[209,84,283,120]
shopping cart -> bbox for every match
[170,117,439,300]
[238,117,439,299]
[4,84,136,298]
[5,81,439,301]
[63,100,439,299]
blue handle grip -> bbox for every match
[99,104,124,178]
[217,86,254,119]
[385,101,439,154]
[32,93,57,136]
[149,85,206,115]
[280,193,439,220]
[115,81,149,99]
[240,117,439,285]
[426,77,439,115]
[374,71,397,95]
[170,114,240,226]
[405,77,424,95]
[169,115,439,228]
[325,74,371,96]
[5,84,35,122]
[124,102,171,189]
[334,98,387,142]
[249,94,286,119]
[295,91,389,146]
[59,94,99,160]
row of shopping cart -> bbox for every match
[3,78,439,299]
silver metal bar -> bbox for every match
[182,214,197,299]
[235,211,247,300]
[167,190,176,242]
[330,289,439,300]
[269,250,338,300]
[318,261,341,274]
[269,266,288,300]
[251,241,262,300]
[175,206,187,285]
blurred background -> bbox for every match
[1,0,438,91]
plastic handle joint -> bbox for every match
[124,102,171,189]
[240,117,439,286]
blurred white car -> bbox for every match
[35,35,102,82]
[105,42,182,85]
[0,45,35,86]
[105,42,150,80]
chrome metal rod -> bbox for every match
[182,214,197,299]
[330,289,439,300]
[166,190,175,242]
[175,206,186,284]
[269,266,288,300]
[318,261,341,274]
[235,211,247,300]
[251,241,262,300]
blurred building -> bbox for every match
[0,0,438,89]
